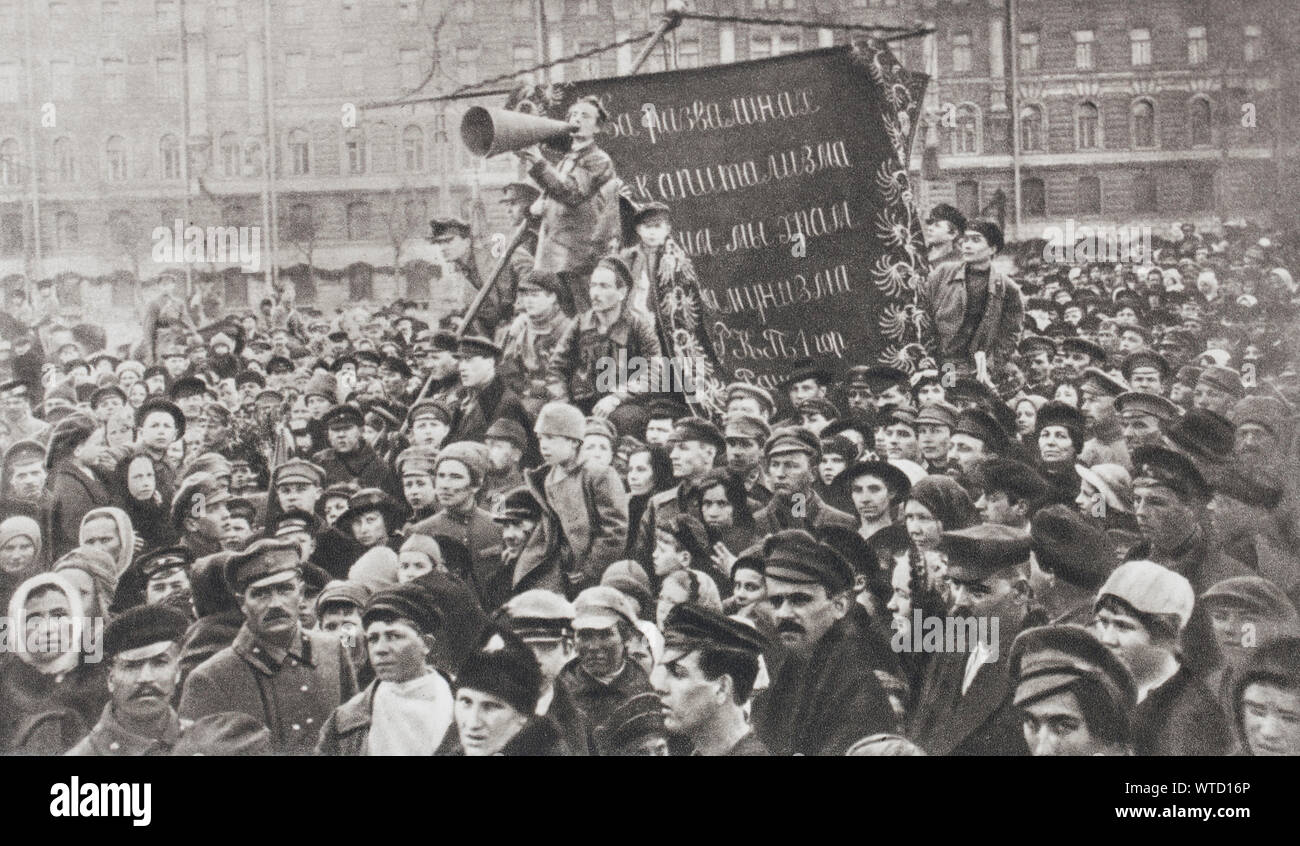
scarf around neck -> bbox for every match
[367,670,453,756]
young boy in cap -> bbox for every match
[67,605,193,755]
[406,399,452,451]
[556,585,654,727]
[491,486,567,599]
[408,442,504,594]
[1231,636,1300,756]
[1089,559,1233,755]
[179,537,359,753]
[394,446,439,526]
[481,417,528,509]
[528,401,629,595]
[498,269,574,418]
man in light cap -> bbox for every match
[915,401,958,474]
[1089,559,1232,755]
[631,416,722,568]
[724,381,775,422]
[67,605,193,755]
[1009,624,1137,756]
[1200,576,1299,713]
[1115,391,1179,450]
[652,603,771,755]
[172,472,234,558]
[1079,368,1130,469]
[499,588,592,755]
[409,442,504,593]
[272,457,326,517]
[1193,365,1243,415]
[180,538,359,753]
[909,524,1034,756]
[394,445,439,526]
[555,585,654,727]
[754,427,856,536]
[752,529,895,755]
[723,413,772,505]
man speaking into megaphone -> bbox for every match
[516,95,623,317]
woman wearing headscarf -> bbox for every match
[0,572,110,753]
[113,452,177,551]
[78,506,138,576]
[51,547,118,623]
[0,514,47,611]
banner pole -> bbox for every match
[629,3,685,74]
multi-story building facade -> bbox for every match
[0,0,1294,322]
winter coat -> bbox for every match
[529,143,620,276]
[313,443,402,503]
[46,461,114,561]
[920,261,1024,369]
[530,460,628,591]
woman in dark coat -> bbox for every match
[685,467,758,594]
[44,415,115,560]
[623,444,673,555]
[113,452,177,552]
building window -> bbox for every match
[2,213,24,254]
[156,0,177,27]
[577,42,600,78]
[103,58,125,99]
[1187,26,1207,66]
[344,128,366,175]
[54,211,78,249]
[955,180,979,221]
[215,0,237,28]
[157,57,181,99]
[677,38,700,68]
[286,53,307,94]
[1022,177,1046,217]
[398,0,418,22]
[1076,101,1100,149]
[950,104,979,155]
[105,135,127,181]
[342,0,360,24]
[1074,30,1094,70]
[579,0,598,15]
[1131,99,1156,148]
[346,201,371,240]
[0,138,20,186]
[1189,97,1212,146]
[286,203,315,241]
[1078,175,1101,214]
[512,0,531,19]
[512,45,535,83]
[775,34,801,56]
[1019,104,1043,151]
[102,1,120,30]
[952,32,971,73]
[1190,172,1214,210]
[160,134,181,179]
[0,62,18,102]
[288,128,310,175]
[404,198,426,231]
[1130,28,1151,66]
[1243,25,1262,63]
[400,49,422,89]
[348,265,373,299]
[431,113,447,144]
[343,50,364,92]
[220,133,241,177]
[286,0,305,25]
[244,139,263,176]
[749,35,771,60]
[53,136,75,182]
[1018,31,1039,71]
[402,125,424,172]
[217,55,240,96]
[1133,172,1158,212]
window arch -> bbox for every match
[1019,104,1044,151]
[345,200,371,239]
[220,132,241,177]
[53,136,76,182]
[287,128,309,175]
[402,125,424,172]
[949,103,980,155]
[1188,96,1212,147]
[105,135,128,181]
[244,138,263,177]
[1130,98,1156,148]
[0,138,20,186]
[1022,177,1046,217]
[1075,100,1100,150]
[343,127,366,175]
[160,133,181,179]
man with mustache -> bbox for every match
[180,538,358,753]
[751,529,895,755]
[68,605,192,755]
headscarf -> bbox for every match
[6,571,85,677]
[0,514,46,604]
[348,546,400,592]
[52,547,118,623]
[78,507,137,576]
[907,475,980,531]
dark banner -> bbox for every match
[531,40,933,390]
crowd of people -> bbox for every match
[2,133,1300,755]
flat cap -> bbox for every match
[136,546,194,580]
[408,399,453,425]
[1200,576,1299,624]
[1121,350,1172,383]
[135,397,186,441]
[660,602,769,660]
[492,486,542,524]
[224,537,303,593]
[723,413,771,443]
[940,524,1033,582]
[395,445,439,478]
[273,457,325,487]
[1017,335,1057,358]
[517,268,566,298]
[646,397,691,421]
[1167,409,1234,462]
[315,579,371,613]
[362,582,442,634]
[916,401,959,430]
[761,529,855,593]
[668,416,725,451]
[1029,505,1115,591]
[169,375,209,399]
[337,488,403,533]
[1061,336,1107,363]
[724,382,775,415]
[1115,391,1180,422]
[593,692,666,755]
[846,365,907,391]
[321,403,364,429]
[484,417,528,449]
[1081,367,1128,397]
[1131,444,1211,501]
[1229,395,1292,436]
[1096,559,1195,629]
[764,426,821,459]
[954,408,1008,451]
[501,589,576,640]
[584,415,618,444]
[436,441,489,486]
[1009,624,1137,715]
[429,216,471,240]
[1197,365,1244,399]
[600,560,654,609]
[457,335,501,359]
[171,472,234,529]
[103,605,189,657]
[572,585,639,630]
[271,508,320,538]
[971,457,1053,504]
[797,397,840,420]
[779,359,834,388]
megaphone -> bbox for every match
[460,106,575,157]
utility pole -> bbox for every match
[261,0,279,293]
[21,0,42,293]
[1006,0,1022,240]
[179,0,194,301]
